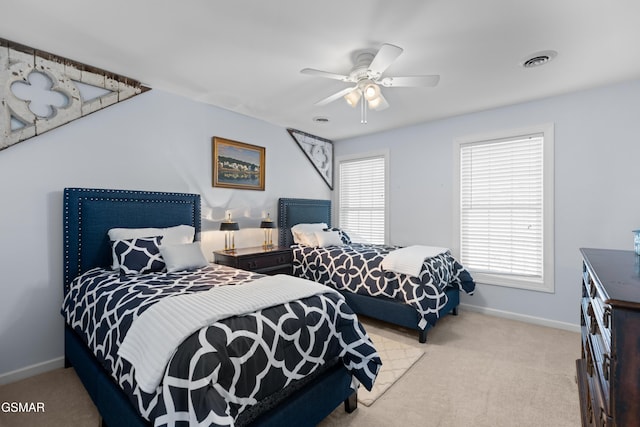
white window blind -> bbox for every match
[338,155,385,244]
[460,134,544,283]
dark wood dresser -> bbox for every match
[213,246,293,275]
[577,248,640,426]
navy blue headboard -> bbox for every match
[278,198,331,247]
[63,188,201,293]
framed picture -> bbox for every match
[212,137,265,190]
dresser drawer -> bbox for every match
[583,268,612,350]
[581,299,611,412]
[576,359,594,426]
[587,371,612,427]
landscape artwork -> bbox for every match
[212,137,265,190]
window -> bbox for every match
[337,153,387,244]
[454,124,554,292]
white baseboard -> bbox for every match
[0,357,65,386]
[460,303,581,333]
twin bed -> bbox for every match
[277,198,475,343]
[62,188,380,427]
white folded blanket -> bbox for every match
[381,245,449,277]
[118,274,338,393]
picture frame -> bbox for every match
[212,137,265,191]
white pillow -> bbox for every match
[159,242,208,272]
[295,232,319,247]
[315,230,343,247]
[108,224,195,269]
[291,223,328,246]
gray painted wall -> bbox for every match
[0,89,330,380]
[335,79,640,328]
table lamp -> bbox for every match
[260,213,275,249]
[220,214,239,252]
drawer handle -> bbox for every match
[248,261,258,269]
[599,407,607,426]
[587,303,598,335]
[586,352,594,376]
[603,306,611,329]
[602,353,610,381]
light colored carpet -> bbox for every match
[320,312,580,427]
[359,332,424,406]
[0,367,98,427]
[0,311,581,427]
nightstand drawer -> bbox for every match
[237,252,293,272]
[213,246,293,275]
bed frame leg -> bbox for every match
[418,329,427,343]
[452,306,459,316]
[344,391,357,413]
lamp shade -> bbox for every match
[362,82,380,101]
[344,89,362,108]
[220,221,239,231]
[260,213,275,229]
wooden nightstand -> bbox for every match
[213,246,293,275]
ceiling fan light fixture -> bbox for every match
[344,89,361,108]
[367,96,382,110]
[362,82,380,101]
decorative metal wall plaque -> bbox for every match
[0,38,150,151]
[287,128,333,189]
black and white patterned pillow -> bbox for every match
[112,236,165,274]
[324,227,352,245]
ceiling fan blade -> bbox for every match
[379,75,440,87]
[301,68,351,82]
[368,43,404,77]
[314,86,357,106]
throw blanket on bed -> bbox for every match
[293,243,475,329]
[119,274,340,393]
[62,264,380,427]
[381,245,448,277]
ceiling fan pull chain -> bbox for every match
[361,97,367,124]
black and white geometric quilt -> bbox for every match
[62,264,381,426]
[293,243,476,329]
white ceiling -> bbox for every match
[3,0,640,141]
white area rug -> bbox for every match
[359,332,425,406]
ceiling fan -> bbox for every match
[301,43,439,123]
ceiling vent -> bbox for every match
[521,50,557,68]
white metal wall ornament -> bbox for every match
[0,38,150,151]
[287,128,333,189]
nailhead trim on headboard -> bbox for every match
[63,188,201,294]
[277,198,331,248]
